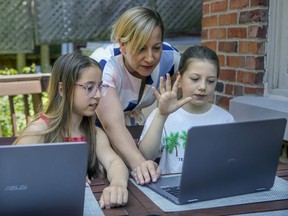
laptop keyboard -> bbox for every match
[163,186,180,197]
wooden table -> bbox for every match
[90,162,288,216]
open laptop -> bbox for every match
[0,142,88,216]
[147,118,287,205]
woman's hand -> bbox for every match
[99,184,128,209]
[130,160,161,185]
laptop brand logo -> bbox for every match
[4,185,28,191]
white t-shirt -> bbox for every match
[90,42,180,126]
[139,105,235,174]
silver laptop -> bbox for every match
[0,142,88,216]
[147,118,287,205]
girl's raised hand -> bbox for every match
[152,73,192,116]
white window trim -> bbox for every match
[265,0,288,99]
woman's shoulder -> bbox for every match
[160,42,181,69]
[162,42,179,52]
[90,43,120,61]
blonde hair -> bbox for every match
[111,6,164,54]
[15,52,102,178]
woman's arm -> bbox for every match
[96,87,160,184]
[95,127,129,209]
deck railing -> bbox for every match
[0,74,50,137]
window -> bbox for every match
[266,0,288,97]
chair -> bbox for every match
[127,125,144,144]
[0,137,16,145]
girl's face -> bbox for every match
[121,26,163,79]
[73,66,102,117]
[179,60,218,113]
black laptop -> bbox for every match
[0,142,88,216]
[147,118,287,205]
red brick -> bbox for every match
[256,72,264,84]
[215,95,232,110]
[228,28,247,39]
[219,69,236,81]
[201,41,217,51]
[246,56,264,70]
[230,0,249,9]
[234,85,244,95]
[219,41,237,53]
[239,9,268,24]
[211,0,228,13]
[201,29,208,40]
[257,41,265,55]
[251,0,269,7]
[239,41,258,54]
[202,3,210,15]
[225,84,244,96]
[248,25,267,38]
[218,55,225,67]
[237,71,256,84]
[225,84,234,95]
[210,28,226,39]
[202,15,218,27]
[244,86,264,95]
[226,56,245,68]
[219,13,238,26]
[239,41,266,54]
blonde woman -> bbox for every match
[14,52,129,209]
[90,6,181,185]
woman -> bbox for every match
[90,6,181,184]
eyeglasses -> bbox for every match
[74,82,109,97]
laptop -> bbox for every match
[147,118,287,205]
[0,142,88,216]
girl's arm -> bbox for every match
[95,127,129,209]
[14,119,46,145]
[139,74,192,160]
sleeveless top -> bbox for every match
[39,113,86,142]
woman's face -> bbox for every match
[122,26,163,78]
[179,60,218,112]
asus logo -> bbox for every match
[4,185,28,191]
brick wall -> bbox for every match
[201,0,269,109]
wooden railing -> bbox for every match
[0,74,50,137]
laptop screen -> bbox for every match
[0,142,88,216]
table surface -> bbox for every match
[90,162,288,216]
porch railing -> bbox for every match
[0,74,50,137]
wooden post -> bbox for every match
[8,96,18,136]
[16,53,26,73]
[41,44,50,73]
